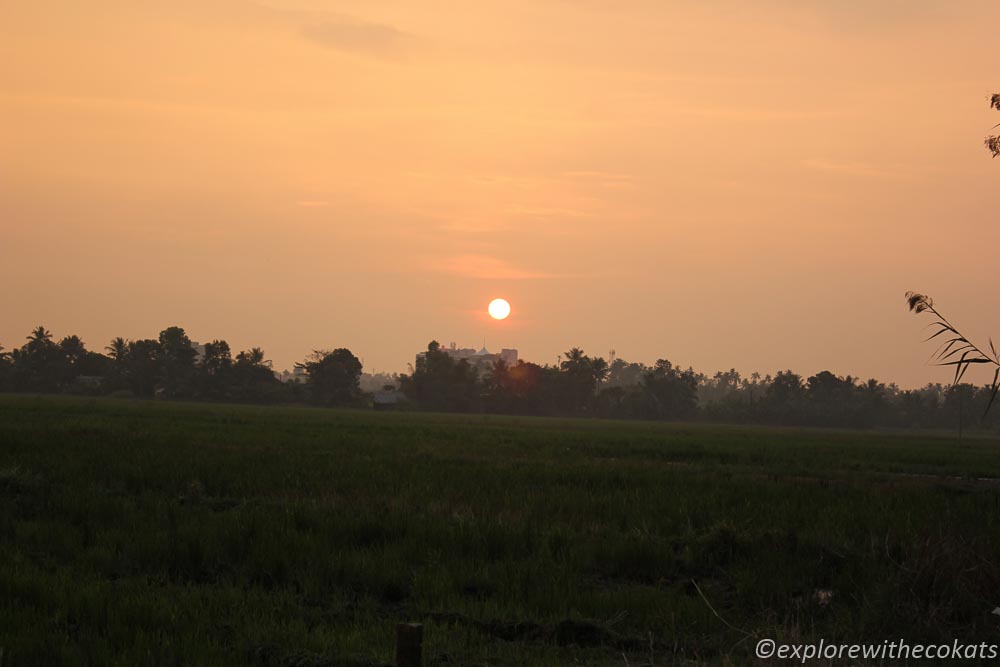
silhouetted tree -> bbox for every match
[0,344,10,391]
[157,327,198,398]
[198,340,233,399]
[483,358,513,411]
[124,339,162,397]
[56,335,109,389]
[299,348,363,406]
[641,359,698,420]
[699,369,756,423]
[764,370,805,424]
[560,348,598,415]
[400,341,478,412]
[591,356,610,392]
[105,337,130,391]
[856,378,889,428]
[804,371,859,426]
[607,358,647,388]
[106,337,128,361]
[26,326,53,350]
[231,347,281,402]
[12,326,62,391]
[483,358,563,415]
[5,316,1000,431]
[59,335,86,366]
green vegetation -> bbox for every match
[10,324,1000,433]
[2,396,999,665]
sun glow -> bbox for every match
[488,298,511,320]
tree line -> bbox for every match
[0,326,362,407]
[402,341,1000,431]
[1,327,997,432]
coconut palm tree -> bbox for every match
[106,337,129,361]
[17,326,61,390]
[59,335,87,365]
[25,326,53,354]
[591,356,610,392]
[560,348,588,373]
[236,347,269,368]
[102,337,130,392]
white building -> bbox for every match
[416,342,519,371]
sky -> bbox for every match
[1,0,998,386]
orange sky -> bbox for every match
[2,0,998,386]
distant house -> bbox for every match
[72,376,104,393]
[373,388,402,410]
[274,367,308,383]
[415,342,519,372]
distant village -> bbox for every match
[416,342,518,369]
[273,341,519,388]
[8,323,992,430]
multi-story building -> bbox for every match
[274,366,308,383]
[415,342,519,372]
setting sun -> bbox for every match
[488,298,511,320]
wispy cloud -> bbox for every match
[436,218,509,234]
[801,158,919,181]
[244,2,419,59]
[299,17,417,59]
[427,254,553,280]
[561,170,637,190]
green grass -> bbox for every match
[1,395,999,665]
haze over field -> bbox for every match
[2,0,997,386]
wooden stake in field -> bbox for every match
[396,623,423,667]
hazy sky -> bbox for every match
[2,0,997,386]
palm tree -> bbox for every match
[26,326,53,354]
[28,326,51,341]
[560,348,588,372]
[18,326,60,390]
[59,335,87,364]
[591,357,610,392]
[103,336,130,391]
[106,337,129,361]
[237,347,269,367]
[559,348,597,414]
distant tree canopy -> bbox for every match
[0,326,285,403]
[298,348,363,407]
[157,326,198,398]
[400,341,479,412]
[2,326,999,431]
[642,359,699,420]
